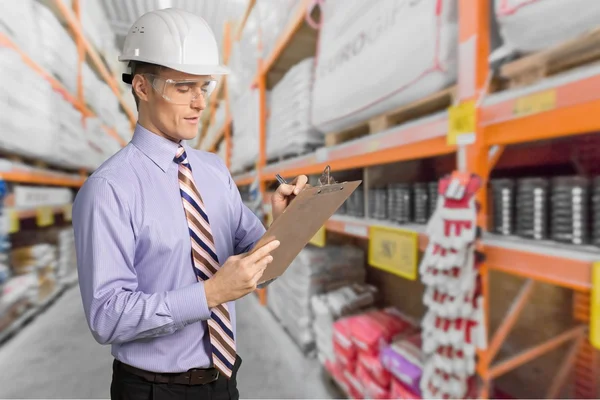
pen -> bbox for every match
[275,174,288,185]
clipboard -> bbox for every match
[252,166,362,284]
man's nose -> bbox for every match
[190,94,206,110]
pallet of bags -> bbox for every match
[230,89,260,174]
[312,283,379,366]
[311,0,458,134]
[495,0,600,54]
[56,228,77,284]
[267,245,366,354]
[332,307,420,399]
[0,273,38,333]
[267,58,322,161]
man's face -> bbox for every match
[140,68,212,142]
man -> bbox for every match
[72,8,308,400]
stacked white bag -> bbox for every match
[255,0,305,60]
[311,0,458,133]
[0,0,41,63]
[267,245,366,354]
[227,6,262,103]
[494,0,600,54]
[230,89,261,174]
[267,58,322,160]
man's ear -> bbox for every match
[132,75,150,102]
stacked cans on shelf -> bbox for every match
[491,175,598,247]
[337,181,439,225]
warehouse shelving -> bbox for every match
[49,0,136,127]
[0,167,85,188]
[5,204,73,234]
[211,0,600,397]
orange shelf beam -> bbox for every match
[484,236,597,292]
[0,170,86,187]
[262,113,453,180]
[53,0,136,126]
[233,170,257,186]
[482,69,600,145]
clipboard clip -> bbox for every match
[318,165,337,186]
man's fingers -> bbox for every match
[246,240,280,264]
[292,175,309,195]
[276,184,295,197]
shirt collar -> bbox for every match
[131,124,181,173]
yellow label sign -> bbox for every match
[36,207,54,227]
[8,210,19,234]
[514,90,556,117]
[63,204,73,222]
[447,100,477,146]
[590,262,600,349]
[309,225,326,248]
[368,225,418,280]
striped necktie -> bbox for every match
[174,145,237,378]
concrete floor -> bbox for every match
[0,286,337,399]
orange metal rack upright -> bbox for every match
[206,0,600,397]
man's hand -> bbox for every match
[272,175,309,221]
[204,240,280,308]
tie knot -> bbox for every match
[174,146,188,165]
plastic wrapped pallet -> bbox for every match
[227,6,262,103]
[267,58,322,160]
[494,0,600,54]
[10,185,72,209]
[0,0,42,64]
[230,89,260,173]
[311,0,458,133]
[255,0,304,60]
[268,245,366,353]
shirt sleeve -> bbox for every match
[72,177,212,346]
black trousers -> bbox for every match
[110,357,241,400]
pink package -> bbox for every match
[333,317,358,362]
[380,334,423,394]
[358,351,391,388]
[344,369,365,400]
[391,377,422,400]
[356,363,389,400]
[350,308,415,354]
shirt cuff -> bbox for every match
[166,282,212,328]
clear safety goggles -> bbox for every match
[144,74,217,105]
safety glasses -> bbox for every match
[144,74,217,105]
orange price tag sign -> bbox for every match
[368,225,418,280]
[36,207,54,227]
[309,225,326,248]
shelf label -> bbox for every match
[591,262,600,349]
[368,225,418,280]
[36,207,54,227]
[513,89,556,117]
[447,100,476,146]
[309,225,326,247]
[7,210,19,234]
[63,204,73,222]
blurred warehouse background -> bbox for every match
[1,0,600,399]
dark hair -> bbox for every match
[127,62,164,110]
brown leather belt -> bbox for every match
[116,360,219,385]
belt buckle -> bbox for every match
[213,369,220,382]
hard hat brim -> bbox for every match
[119,55,230,76]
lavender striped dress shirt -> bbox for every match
[72,124,266,373]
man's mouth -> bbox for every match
[184,117,199,124]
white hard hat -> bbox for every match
[119,8,229,83]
